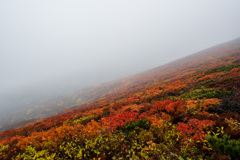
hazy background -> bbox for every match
[0,1,240,116]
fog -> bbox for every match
[1,1,240,120]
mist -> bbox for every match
[1,0,240,123]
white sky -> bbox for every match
[0,0,240,96]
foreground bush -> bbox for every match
[207,134,240,159]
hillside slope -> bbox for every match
[1,38,240,159]
[1,38,239,133]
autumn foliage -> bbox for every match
[1,41,240,159]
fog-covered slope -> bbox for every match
[1,38,240,159]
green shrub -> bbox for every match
[71,115,95,124]
[0,144,9,160]
[17,146,56,160]
[180,87,231,100]
[207,134,240,159]
[233,59,240,63]
[197,75,204,79]
[102,108,110,117]
[122,119,150,134]
[205,65,240,75]
[80,131,126,159]
[201,79,216,85]
[158,87,164,90]
[102,110,110,117]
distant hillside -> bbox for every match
[1,38,240,133]
[1,38,240,159]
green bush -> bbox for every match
[158,87,164,90]
[180,87,231,100]
[71,115,95,124]
[0,144,9,160]
[79,131,126,159]
[102,110,110,117]
[102,108,111,117]
[17,146,56,160]
[233,59,240,63]
[207,134,240,159]
[201,79,216,85]
[122,119,150,134]
[205,64,240,75]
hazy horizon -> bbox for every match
[1,1,240,117]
